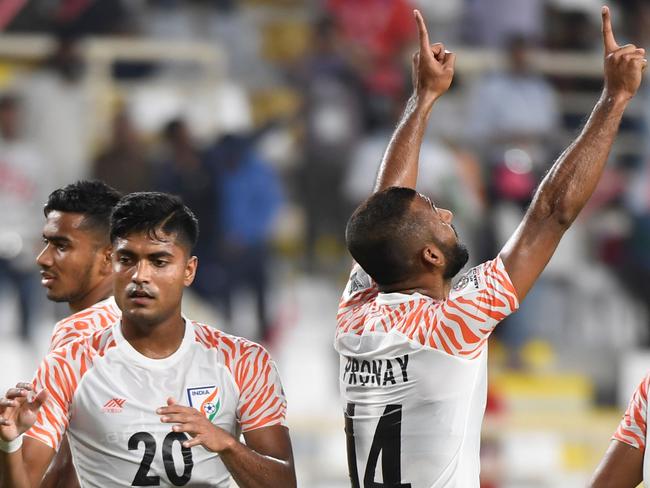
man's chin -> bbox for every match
[45,290,73,303]
[123,308,160,327]
[443,243,470,280]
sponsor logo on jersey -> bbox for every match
[102,398,126,413]
[187,385,221,422]
[453,267,482,292]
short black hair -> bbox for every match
[44,180,122,242]
[346,187,424,286]
[110,192,199,253]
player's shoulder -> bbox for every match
[191,321,271,359]
[50,297,121,350]
[45,325,117,372]
[636,373,650,400]
[450,257,512,296]
[53,296,121,331]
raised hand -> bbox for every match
[158,397,235,452]
[0,382,48,442]
[412,9,456,102]
[602,6,646,101]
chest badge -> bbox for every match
[187,385,221,422]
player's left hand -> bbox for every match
[157,397,236,453]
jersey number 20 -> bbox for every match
[129,431,194,486]
[345,403,412,488]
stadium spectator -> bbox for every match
[155,117,221,302]
[93,109,152,194]
[326,0,415,119]
[15,34,93,187]
[294,16,363,269]
[0,94,48,341]
[209,134,283,343]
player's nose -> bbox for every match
[36,244,53,268]
[131,261,151,283]
[439,208,454,224]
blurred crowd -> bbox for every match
[1,0,650,391]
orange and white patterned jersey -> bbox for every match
[48,296,121,351]
[335,257,519,488]
[613,373,650,482]
[26,320,287,488]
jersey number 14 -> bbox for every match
[345,403,412,488]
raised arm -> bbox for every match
[500,6,646,300]
[373,10,455,193]
[0,383,55,488]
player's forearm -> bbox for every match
[528,90,628,227]
[0,450,32,488]
[219,438,296,488]
[373,94,436,193]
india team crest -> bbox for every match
[187,385,221,422]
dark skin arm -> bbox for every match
[379,8,645,301]
[158,398,296,488]
[39,436,79,488]
[0,384,55,488]
[500,6,646,300]
[589,440,643,488]
[373,10,455,194]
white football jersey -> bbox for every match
[26,320,287,487]
[335,257,519,487]
[48,296,121,351]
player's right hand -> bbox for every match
[602,6,646,101]
[412,9,455,102]
[0,382,48,442]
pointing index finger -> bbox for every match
[414,10,431,57]
[601,6,619,54]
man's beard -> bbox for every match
[442,241,470,280]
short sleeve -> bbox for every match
[339,264,378,313]
[234,344,287,432]
[423,257,519,358]
[24,350,77,450]
[613,375,649,450]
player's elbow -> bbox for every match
[529,198,576,230]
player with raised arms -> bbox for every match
[336,7,646,487]
[0,192,296,487]
[590,371,650,486]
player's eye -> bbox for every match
[56,243,68,252]
[153,259,167,267]
[118,256,132,265]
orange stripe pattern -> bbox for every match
[48,297,121,352]
[193,324,287,432]
[25,328,116,449]
[337,257,519,358]
[613,374,649,450]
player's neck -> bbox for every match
[121,312,186,360]
[68,275,114,313]
[378,274,451,301]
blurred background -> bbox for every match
[0,0,649,486]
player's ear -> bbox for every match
[422,245,445,272]
[183,255,198,287]
[99,244,113,276]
